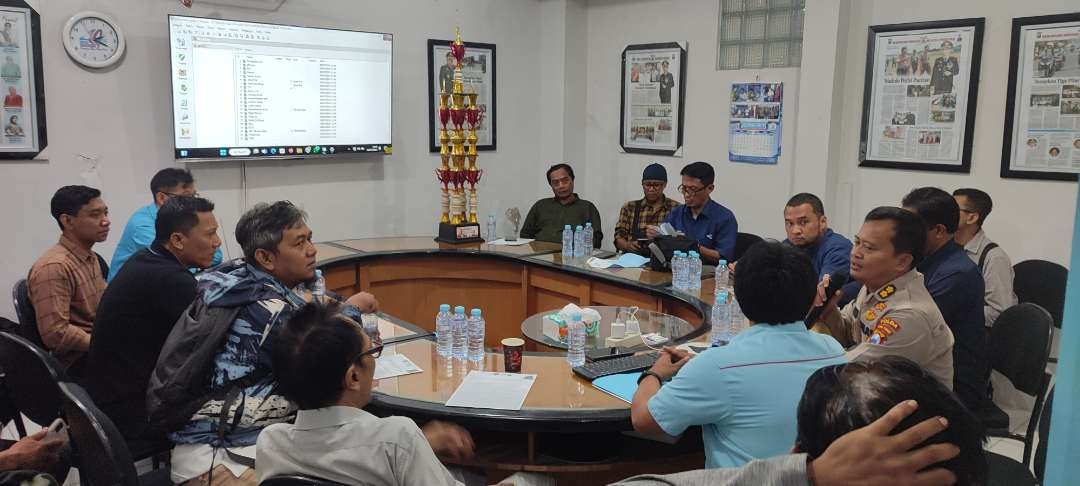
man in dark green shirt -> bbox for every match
[520,163,603,247]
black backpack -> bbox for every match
[646,235,699,272]
[145,290,249,435]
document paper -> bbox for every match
[373,354,423,380]
[445,371,537,410]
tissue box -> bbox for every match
[543,315,566,342]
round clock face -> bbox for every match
[65,14,123,67]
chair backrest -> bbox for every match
[58,381,138,486]
[733,232,763,262]
[11,279,47,348]
[1033,385,1054,483]
[0,331,69,426]
[988,303,1053,396]
[260,475,348,486]
[1013,259,1067,328]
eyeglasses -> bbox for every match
[159,191,200,199]
[678,184,707,195]
[958,208,976,214]
[642,182,665,189]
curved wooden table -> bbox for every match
[315,238,714,481]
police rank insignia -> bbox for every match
[869,318,901,345]
[864,310,877,321]
[874,302,887,311]
[877,284,897,300]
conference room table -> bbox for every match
[315,237,717,483]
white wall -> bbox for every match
[583,0,804,248]
[1,0,549,319]
[831,0,1079,266]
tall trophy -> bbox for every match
[435,28,484,244]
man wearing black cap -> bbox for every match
[613,163,679,254]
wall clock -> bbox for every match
[62,11,125,69]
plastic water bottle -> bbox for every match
[435,304,453,357]
[467,308,485,362]
[583,222,595,256]
[567,312,586,367]
[730,294,745,332]
[486,214,496,241]
[573,225,586,264]
[672,251,687,290]
[688,251,702,291]
[311,269,326,302]
[711,290,733,346]
[451,306,467,360]
[561,225,574,261]
[716,259,730,291]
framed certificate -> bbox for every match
[858,18,984,173]
[0,0,44,160]
[620,42,686,156]
[427,38,496,152]
[1000,13,1080,182]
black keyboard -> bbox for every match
[572,351,660,381]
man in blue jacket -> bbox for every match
[902,187,987,411]
[783,193,861,306]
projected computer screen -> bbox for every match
[169,16,392,160]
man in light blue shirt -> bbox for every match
[109,168,222,280]
[631,240,847,468]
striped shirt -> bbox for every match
[28,235,106,368]
[613,196,680,241]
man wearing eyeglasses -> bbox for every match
[648,161,737,264]
[613,163,679,255]
[109,168,223,281]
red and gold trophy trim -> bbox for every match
[435,28,484,243]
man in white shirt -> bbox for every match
[953,188,1018,327]
[257,302,549,486]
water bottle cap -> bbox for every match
[719,259,728,266]
[470,309,481,317]
[689,251,699,257]
[586,222,592,227]
[570,312,582,321]
[576,225,583,230]
[454,306,465,314]
[315,269,323,278]
[716,290,729,301]
[564,224,572,229]
[439,304,451,311]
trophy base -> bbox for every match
[435,222,485,244]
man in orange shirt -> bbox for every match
[28,185,110,373]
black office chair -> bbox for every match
[1013,260,1067,329]
[58,382,171,486]
[0,330,69,428]
[12,278,47,348]
[732,232,763,262]
[260,475,350,486]
[974,303,1053,466]
[986,385,1054,486]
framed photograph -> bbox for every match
[858,18,984,173]
[1001,13,1080,182]
[0,0,45,160]
[427,39,495,152]
[620,42,686,156]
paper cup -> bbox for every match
[501,338,525,372]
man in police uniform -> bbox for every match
[814,207,955,389]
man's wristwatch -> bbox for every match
[637,369,664,385]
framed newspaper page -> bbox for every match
[427,39,496,152]
[620,42,686,156]
[858,18,984,173]
[0,0,45,160]
[1001,13,1080,182]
